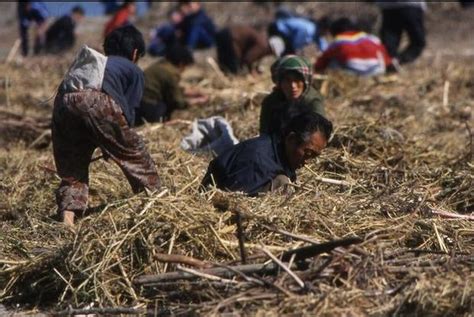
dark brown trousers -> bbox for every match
[52,90,161,213]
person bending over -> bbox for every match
[314,18,393,76]
[215,25,274,75]
[44,6,85,54]
[52,25,161,226]
[260,55,326,135]
[137,44,208,124]
[201,111,333,195]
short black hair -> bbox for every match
[165,43,194,66]
[283,108,333,144]
[103,25,145,60]
[121,0,136,9]
[71,5,85,16]
[330,17,356,36]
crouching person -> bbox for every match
[201,111,333,195]
[52,25,161,226]
[137,44,207,124]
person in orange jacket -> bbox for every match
[104,0,136,37]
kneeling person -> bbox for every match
[201,111,332,195]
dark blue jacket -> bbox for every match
[102,56,144,126]
[177,9,216,49]
[202,134,296,195]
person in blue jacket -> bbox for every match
[268,7,327,56]
[176,1,216,50]
[17,0,49,56]
[201,110,332,196]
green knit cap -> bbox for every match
[271,55,313,92]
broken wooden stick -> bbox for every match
[134,262,280,286]
[154,252,212,269]
[259,243,305,289]
[430,208,474,221]
[280,236,363,262]
[135,236,363,286]
[235,210,248,264]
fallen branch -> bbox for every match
[154,252,212,269]
[430,208,474,221]
[53,306,145,316]
[134,262,280,286]
[259,243,305,289]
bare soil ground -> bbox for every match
[0,2,472,316]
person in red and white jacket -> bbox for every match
[314,18,394,76]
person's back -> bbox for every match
[52,25,160,226]
[216,25,272,74]
[202,134,296,195]
[45,6,84,54]
[202,111,333,195]
[177,2,215,49]
[315,31,391,76]
[138,43,194,123]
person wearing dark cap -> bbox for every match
[52,25,161,226]
[43,6,85,54]
[201,110,333,195]
[138,44,208,124]
[259,55,326,135]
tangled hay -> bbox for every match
[0,3,473,315]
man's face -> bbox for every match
[280,71,305,101]
[284,131,327,170]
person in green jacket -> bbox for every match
[259,55,325,135]
[137,43,208,124]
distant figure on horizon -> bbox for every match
[104,0,136,37]
[43,6,85,54]
[314,18,394,76]
[17,0,49,56]
[176,1,216,50]
[377,0,426,64]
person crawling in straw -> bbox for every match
[201,110,333,195]
[259,55,327,136]
[52,25,161,226]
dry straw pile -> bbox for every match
[0,31,473,317]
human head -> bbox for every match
[271,55,313,100]
[71,6,85,23]
[178,1,201,15]
[103,25,145,63]
[330,17,356,37]
[168,8,183,25]
[282,111,333,170]
[165,43,194,70]
[122,0,137,15]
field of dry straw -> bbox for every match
[0,2,473,316]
